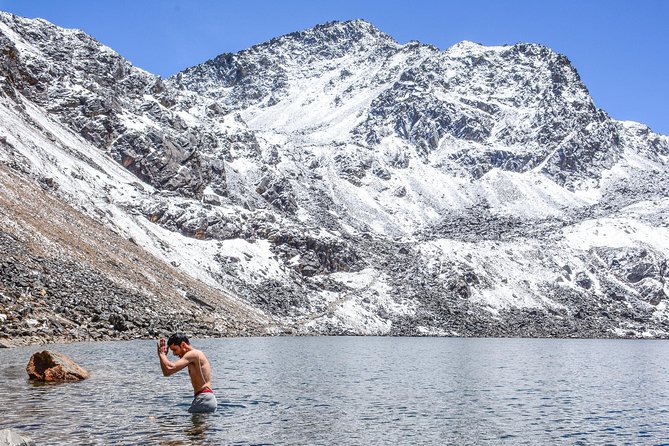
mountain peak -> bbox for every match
[169,18,401,104]
[243,18,397,57]
[281,19,394,44]
[314,19,389,39]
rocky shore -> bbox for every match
[0,165,266,348]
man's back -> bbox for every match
[186,349,212,394]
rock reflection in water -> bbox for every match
[1,338,669,445]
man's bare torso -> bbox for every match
[186,349,212,394]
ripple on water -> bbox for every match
[1,338,669,444]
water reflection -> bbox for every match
[186,413,212,442]
[1,338,669,444]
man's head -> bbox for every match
[167,333,190,357]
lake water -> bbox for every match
[1,337,669,445]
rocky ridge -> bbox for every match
[1,13,669,344]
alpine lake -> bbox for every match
[1,337,669,445]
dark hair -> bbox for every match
[167,333,189,347]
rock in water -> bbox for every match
[0,429,35,446]
[26,350,90,382]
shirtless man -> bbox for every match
[157,333,217,413]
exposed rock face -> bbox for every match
[0,11,251,200]
[1,13,669,341]
[26,350,90,381]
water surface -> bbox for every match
[1,337,669,445]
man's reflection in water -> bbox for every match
[157,412,217,445]
[186,413,212,440]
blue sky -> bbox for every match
[1,0,667,135]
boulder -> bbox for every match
[0,429,35,446]
[26,350,89,382]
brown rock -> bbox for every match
[26,350,89,382]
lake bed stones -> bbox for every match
[0,428,35,446]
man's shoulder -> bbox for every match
[192,349,209,361]
[183,349,200,360]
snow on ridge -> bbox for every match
[241,46,421,137]
[445,40,509,56]
[418,237,566,311]
[0,94,261,301]
[0,10,121,61]
[479,169,595,217]
[563,217,669,253]
[3,11,669,337]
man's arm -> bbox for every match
[159,354,191,376]
[157,339,193,376]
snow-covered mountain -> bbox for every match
[1,13,668,344]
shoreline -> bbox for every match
[3,330,668,349]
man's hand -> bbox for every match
[157,338,168,356]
